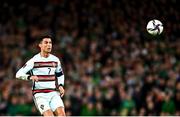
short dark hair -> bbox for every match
[38,34,53,43]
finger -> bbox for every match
[60,90,64,96]
[59,87,63,90]
[60,90,63,94]
[35,77,38,81]
[31,78,35,82]
[60,92,64,97]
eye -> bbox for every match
[44,41,48,44]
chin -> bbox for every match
[45,50,51,53]
[47,49,52,53]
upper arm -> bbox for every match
[55,58,64,85]
[55,58,63,73]
[16,58,34,78]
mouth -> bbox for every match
[47,48,51,51]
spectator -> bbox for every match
[0,0,179,115]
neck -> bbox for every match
[40,51,49,58]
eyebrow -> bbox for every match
[43,40,52,43]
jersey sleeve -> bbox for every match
[55,58,65,86]
[16,58,34,80]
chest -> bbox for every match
[32,61,58,75]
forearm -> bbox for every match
[16,71,30,80]
[56,59,65,87]
[57,75,64,86]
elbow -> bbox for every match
[16,71,22,79]
[15,72,20,79]
[15,69,28,80]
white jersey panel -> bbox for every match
[32,67,56,76]
[34,81,56,90]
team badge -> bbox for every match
[40,104,44,110]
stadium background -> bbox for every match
[0,0,180,116]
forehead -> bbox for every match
[42,38,52,42]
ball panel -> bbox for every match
[146,19,163,35]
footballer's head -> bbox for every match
[38,35,53,54]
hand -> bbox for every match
[59,86,65,97]
[30,76,39,82]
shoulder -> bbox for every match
[50,54,60,60]
[50,54,63,66]
[32,53,41,60]
[27,53,40,63]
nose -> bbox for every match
[47,42,52,46]
[46,45,51,49]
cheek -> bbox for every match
[42,45,45,48]
[42,45,47,49]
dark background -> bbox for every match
[0,0,180,116]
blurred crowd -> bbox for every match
[0,0,180,116]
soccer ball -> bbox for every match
[146,19,163,35]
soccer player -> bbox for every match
[16,35,66,116]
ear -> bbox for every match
[39,43,41,48]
